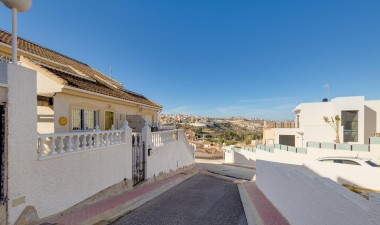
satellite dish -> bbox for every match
[0,0,32,12]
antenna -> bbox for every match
[0,0,32,64]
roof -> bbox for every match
[0,29,161,108]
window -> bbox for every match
[296,114,300,128]
[319,159,334,163]
[341,111,358,142]
[72,109,99,131]
[341,160,360,165]
[365,161,379,167]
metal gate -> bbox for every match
[132,133,145,185]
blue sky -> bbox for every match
[1,0,379,120]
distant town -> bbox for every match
[158,114,293,156]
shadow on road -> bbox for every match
[196,158,256,181]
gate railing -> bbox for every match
[151,129,179,148]
[132,132,145,185]
[37,129,125,158]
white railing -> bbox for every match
[37,129,125,158]
[178,130,195,152]
[159,124,177,130]
[151,129,179,148]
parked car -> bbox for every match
[316,157,379,167]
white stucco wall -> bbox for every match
[37,106,54,134]
[256,160,380,225]
[53,92,157,133]
[146,138,195,179]
[286,96,370,145]
[304,161,380,190]
[4,64,134,224]
[365,100,380,134]
[226,143,380,190]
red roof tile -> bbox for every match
[0,29,161,108]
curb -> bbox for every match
[238,183,264,225]
[84,171,198,225]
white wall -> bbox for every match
[53,92,157,133]
[304,161,380,190]
[4,64,134,224]
[225,143,380,190]
[37,106,54,134]
[286,96,369,145]
[365,100,380,134]
[256,160,380,225]
[146,136,194,179]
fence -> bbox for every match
[37,129,125,158]
[307,141,369,152]
[151,129,179,148]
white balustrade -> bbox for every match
[178,130,195,152]
[151,129,179,148]
[37,129,126,158]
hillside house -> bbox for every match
[0,29,195,224]
[0,29,161,134]
[264,96,380,147]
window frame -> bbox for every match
[341,110,359,143]
[71,108,99,131]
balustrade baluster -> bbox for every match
[74,135,80,151]
[109,132,114,144]
[105,133,109,146]
[81,134,88,150]
[66,136,74,152]
[58,136,65,153]
[88,134,94,148]
[99,133,104,147]
[49,137,57,155]
[116,132,120,144]
[94,133,99,147]
[38,137,47,157]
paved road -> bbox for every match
[110,173,247,225]
[196,158,256,180]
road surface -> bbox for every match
[110,173,247,225]
[196,158,256,180]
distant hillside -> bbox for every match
[159,114,266,146]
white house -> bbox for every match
[264,96,380,147]
[0,29,162,135]
[0,29,195,224]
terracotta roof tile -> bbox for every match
[38,64,161,108]
[0,29,161,108]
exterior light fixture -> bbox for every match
[0,0,32,64]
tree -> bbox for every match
[323,115,341,143]
[194,128,203,135]
[244,135,253,145]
